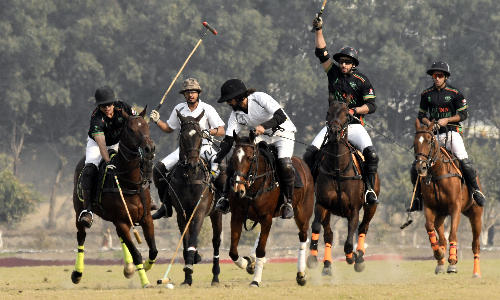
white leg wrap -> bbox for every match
[297,242,307,272]
[249,231,261,260]
[252,257,266,283]
[234,256,248,269]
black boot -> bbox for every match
[459,158,486,207]
[78,164,98,228]
[303,145,319,172]
[215,160,232,214]
[278,158,294,219]
[407,160,423,212]
[362,146,379,206]
[152,161,172,219]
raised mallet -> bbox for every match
[155,22,217,112]
[311,0,328,32]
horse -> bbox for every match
[306,100,379,275]
[227,130,315,287]
[72,107,157,288]
[153,110,224,286]
[413,119,483,277]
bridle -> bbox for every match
[178,119,203,168]
[414,129,439,169]
[325,100,351,151]
[231,142,258,189]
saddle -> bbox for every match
[311,142,363,182]
[257,141,303,188]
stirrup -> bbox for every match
[78,210,93,228]
[472,190,486,207]
[280,203,294,219]
[364,189,379,205]
[215,197,230,214]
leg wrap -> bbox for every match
[120,238,133,264]
[144,258,156,272]
[234,256,248,269]
[135,263,150,287]
[448,242,457,262]
[356,233,366,254]
[252,257,266,284]
[74,245,84,273]
[324,243,332,262]
[310,233,319,256]
[428,231,440,251]
[473,254,481,276]
[297,242,307,272]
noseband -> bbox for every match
[179,120,203,167]
[231,143,258,188]
[414,130,438,167]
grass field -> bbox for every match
[1,259,498,300]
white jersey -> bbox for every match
[167,100,225,134]
[226,92,296,135]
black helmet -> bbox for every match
[332,46,359,66]
[95,86,116,105]
[217,79,247,103]
[427,61,450,77]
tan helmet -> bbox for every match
[179,78,202,94]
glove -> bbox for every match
[202,129,211,139]
[150,110,160,123]
[313,15,323,30]
[105,161,116,171]
[433,123,441,131]
[210,162,220,182]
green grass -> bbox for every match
[0,260,498,299]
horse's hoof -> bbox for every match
[472,273,481,278]
[183,264,194,274]
[142,283,154,289]
[71,271,82,284]
[123,262,135,279]
[435,265,446,274]
[211,281,220,287]
[434,250,445,261]
[244,256,255,275]
[306,255,318,269]
[322,266,332,276]
[296,271,307,286]
[354,250,365,272]
[249,281,259,287]
[180,281,192,287]
[346,251,357,265]
[447,264,458,273]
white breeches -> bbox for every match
[311,124,373,151]
[255,131,295,158]
[436,131,468,159]
[161,143,218,171]
[85,137,119,167]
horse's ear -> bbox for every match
[415,118,420,130]
[428,119,435,130]
[176,109,186,124]
[195,110,205,122]
[328,93,334,107]
[233,130,239,142]
[249,130,256,143]
[139,105,147,118]
[122,109,130,120]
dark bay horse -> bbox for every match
[154,110,223,286]
[72,107,157,288]
[307,101,379,275]
[413,119,483,277]
[228,130,315,287]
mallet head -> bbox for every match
[157,277,170,285]
[202,22,217,35]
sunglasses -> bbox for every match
[432,73,445,79]
[99,103,114,108]
[338,59,353,65]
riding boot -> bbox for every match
[78,164,98,228]
[215,162,232,214]
[152,161,172,219]
[407,160,423,212]
[278,158,295,219]
[362,146,379,206]
[459,158,487,207]
[302,145,319,173]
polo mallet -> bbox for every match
[113,170,143,244]
[155,22,217,112]
[310,0,328,32]
[157,183,211,285]
[400,176,420,230]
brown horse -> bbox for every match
[307,101,379,275]
[227,130,315,287]
[413,119,483,277]
[153,110,224,286]
[72,107,157,288]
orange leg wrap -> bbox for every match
[473,255,481,276]
[449,242,457,261]
[428,231,439,251]
[310,233,319,256]
[324,243,332,262]
[356,233,366,254]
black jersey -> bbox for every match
[419,84,468,134]
[88,100,137,146]
[326,64,376,125]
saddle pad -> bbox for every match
[257,141,303,188]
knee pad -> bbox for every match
[303,145,319,170]
[81,164,98,190]
[152,161,167,188]
[278,158,294,183]
[363,146,379,173]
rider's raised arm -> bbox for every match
[315,28,333,72]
